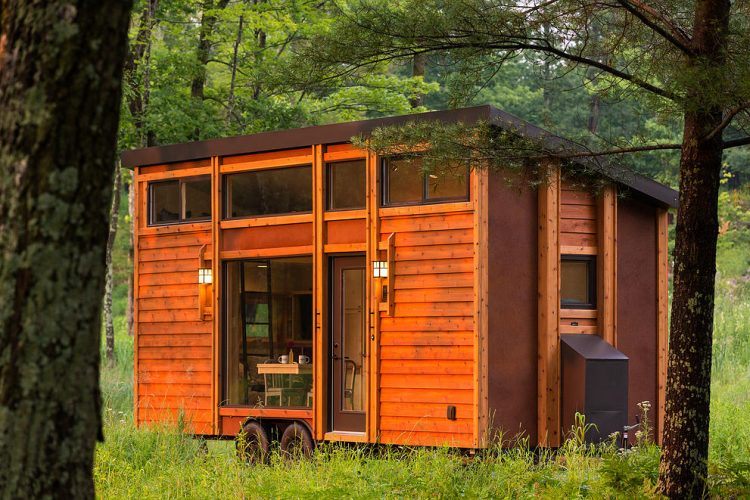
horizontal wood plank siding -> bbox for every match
[560,181,599,334]
[136,228,212,435]
[377,210,475,447]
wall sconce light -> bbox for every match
[373,260,388,279]
[198,267,213,284]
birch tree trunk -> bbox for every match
[0,1,131,496]
[127,178,135,336]
[104,166,122,364]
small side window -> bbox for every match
[561,255,596,309]
[149,176,211,226]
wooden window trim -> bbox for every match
[220,257,315,409]
[147,175,211,227]
[380,157,470,207]
[222,165,313,221]
[560,254,597,310]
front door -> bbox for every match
[330,256,367,433]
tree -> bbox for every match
[0,1,132,496]
[104,166,123,364]
[289,1,750,496]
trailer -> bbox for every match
[121,105,677,457]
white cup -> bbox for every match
[298,354,310,365]
[278,354,289,364]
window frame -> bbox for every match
[560,254,597,310]
[221,256,314,409]
[147,175,211,226]
[222,164,314,220]
[381,157,470,207]
[326,159,367,212]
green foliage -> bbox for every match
[119,0,436,151]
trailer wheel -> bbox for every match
[279,422,314,459]
[236,421,270,464]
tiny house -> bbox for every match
[122,105,677,455]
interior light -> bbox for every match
[198,267,213,284]
[373,261,388,279]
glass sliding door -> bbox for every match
[223,257,313,408]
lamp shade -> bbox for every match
[198,267,213,284]
[373,260,388,279]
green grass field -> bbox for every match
[95,186,750,498]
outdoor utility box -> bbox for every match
[561,334,629,444]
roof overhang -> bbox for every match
[121,105,678,208]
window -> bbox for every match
[382,157,469,206]
[223,257,313,408]
[327,160,366,210]
[224,165,312,218]
[148,176,211,225]
[561,255,596,309]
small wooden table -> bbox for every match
[257,363,313,375]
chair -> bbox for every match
[344,359,357,410]
[262,360,284,406]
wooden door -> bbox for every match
[330,256,367,433]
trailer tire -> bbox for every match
[279,422,314,459]
[236,421,270,464]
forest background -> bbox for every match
[98,0,750,496]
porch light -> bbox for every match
[373,260,388,279]
[198,267,213,284]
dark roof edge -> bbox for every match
[121,104,678,208]
[120,105,493,168]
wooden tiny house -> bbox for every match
[122,105,677,453]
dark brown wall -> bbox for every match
[487,173,538,443]
[616,196,658,428]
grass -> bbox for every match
[95,186,750,498]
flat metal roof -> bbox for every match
[121,105,678,208]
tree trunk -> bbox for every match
[127,176,135,336]
[191,0,230,139]
[124,0,157,337]
[227,15,244,125]
[409,52,426,108]
[0,1,132,497]
[658,1,730,497]
[104,166,122,364]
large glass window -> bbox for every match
[327,160,366,210]
[149,176,211,225]
[225,165,312,218]
[223,257,313,408]
[561,255,596,309]
[382,157,469,206]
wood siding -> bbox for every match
[559,180,599,335]
[136,224,213,434]
[377,208,476,447]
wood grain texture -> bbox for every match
[538,164,561,447]
[134,209,213,431]
[656,208,669,445]
[598,185,617,345]
[376,206,476,445]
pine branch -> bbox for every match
[615,0,694,56]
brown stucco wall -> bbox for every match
[616,195,659,429]
[487,173,538,443]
